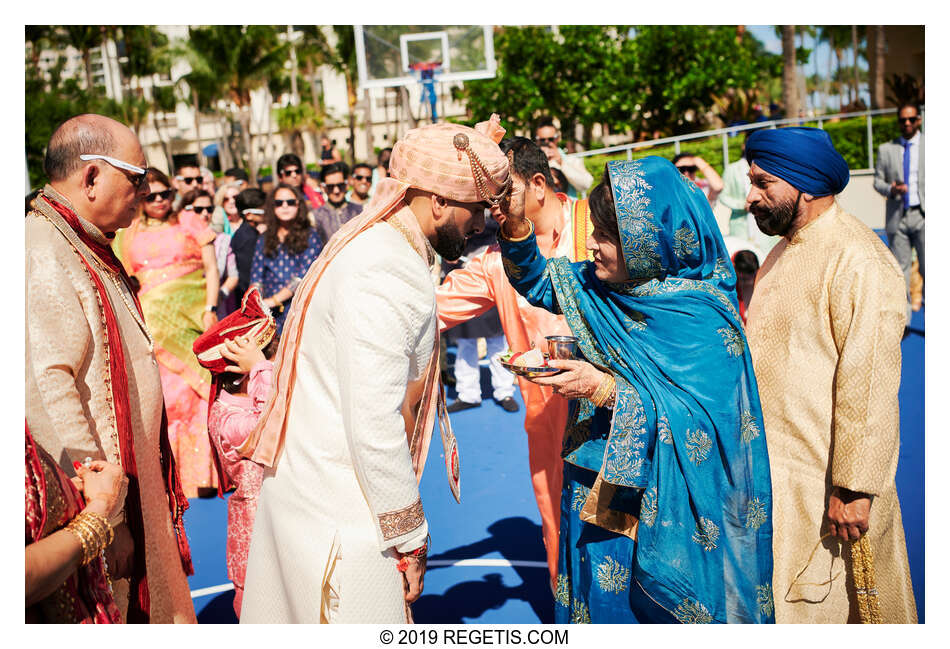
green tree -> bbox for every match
[460,26,632,144]
[176,25,288,180]
[274,102,326,160]
[629,26,779,135]
[462,26,777,143]
[60,26,106,92]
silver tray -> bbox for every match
[499,359,564,378]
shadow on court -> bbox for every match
[412,517,554,624]
[196,591,237,624]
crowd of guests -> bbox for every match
[24,108,921,625]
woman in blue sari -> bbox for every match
[496,157,774,623]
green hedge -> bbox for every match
[579,115,904,182]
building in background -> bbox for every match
[28,26,472,180]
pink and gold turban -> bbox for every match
[389,121,511,205]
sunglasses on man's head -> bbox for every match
[280,167,301,177]
[274,198,299,207]
[353,174,371,181]
[186,204,213,214]
[325,182,347,193]
[146,189,174,203]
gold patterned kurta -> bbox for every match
[25,187,196,623]
[746,202,917,623]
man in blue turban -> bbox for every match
[743,127,917,623]
[744,127,850,237]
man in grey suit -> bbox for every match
[874,103,924,311]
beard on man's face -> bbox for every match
[751,195,798,237]
[433,213,468,261]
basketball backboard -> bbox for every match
[354,25,496,91]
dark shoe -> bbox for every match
[447,399,481,413]
[497,396,520,413]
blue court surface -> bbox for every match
[185,308,925,624]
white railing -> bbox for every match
[567,106,924,171]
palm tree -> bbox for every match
[328,26,360,167]
[275,102,326,160]
[781,26,799,118]
[25,26,57,78]
[177,25,288,181]
[819,26,853,109]
[867,26,886,109]
[60,26,106,92]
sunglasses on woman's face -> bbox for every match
[146,189,174,203]
[187,204,213,214]
[274,198,299,207]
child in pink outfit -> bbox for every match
[207,336,275,619]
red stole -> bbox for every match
[41,194,193,623]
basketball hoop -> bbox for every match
[410,61,442,123]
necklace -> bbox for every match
[387,217,436,267]
[81,250,155,352]
[37,200,156,351]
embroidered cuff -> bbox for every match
[378,498,425,541]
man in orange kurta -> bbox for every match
[437,137,593,586]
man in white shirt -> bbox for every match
[874,103,925,312]
[239,119,513,623]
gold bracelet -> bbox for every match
[65,523,92,565]
[499,219,534,242]
[83,511,114,546]
[591,373,616,408]
[69,518,103,565]
[67,512,111,565]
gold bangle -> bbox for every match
[83,511,114,547]
[67,512,111,565]
[499,219,534,242]
[69,518,102,565]
[65,524,92,565]
[591,373,616,408]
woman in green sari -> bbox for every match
[114,169,220,497]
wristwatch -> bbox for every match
[204,304,216,313]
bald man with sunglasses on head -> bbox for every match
[26,114,196,623]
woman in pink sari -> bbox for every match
[114,169,220,497]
